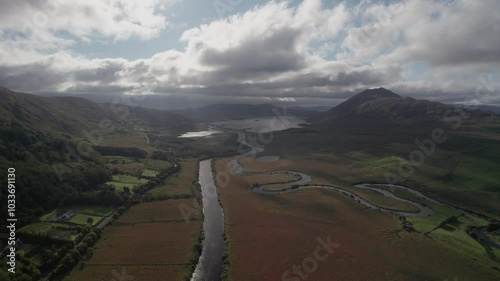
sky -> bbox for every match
[0,0,499,108]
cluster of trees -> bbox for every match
[94,145,147,158]
[5,225,99,281]
[0,124,111,226]
[151,150,172,161]
[59,188,123,207]
[5,254,42,281]
[49,229,101,279]
[398,215,416,232]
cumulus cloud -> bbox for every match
[0,0,172,41]
[0,0,499,107]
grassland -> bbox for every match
[19,222,78,241]
[104,156,171,177]
[19,222,73,234]
[106,174,148,191]
[141,168,159,178]
[343,187,421,213]
[65,199,202,281]
[145,159,197,198]
[260,129,500,219]
[242,173,301,191]
[70,205,114,217]
[216,157,500,281]
[69,214,103,226]
[38,205,113,230]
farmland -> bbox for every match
[106,174,148,191]
[66,199,202,281]
[66,156,201,281]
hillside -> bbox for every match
[316,88,496,127]
[0,86,118,136]
[0,86,194,225]
[0,86,194,136]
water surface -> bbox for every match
[213,116,306,133]
[191,160,225,281]
[178,129,222,138]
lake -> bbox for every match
[179,116,306,138]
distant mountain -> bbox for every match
[0,86,194,136]
[475,105,500,114]
[288,106,332,112]
[317,87,495,126]
[171,103,311,121]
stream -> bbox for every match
[190,123,499,280]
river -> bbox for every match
[190,160,225,281]
[190,120,499,280]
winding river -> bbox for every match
[190,121,499,280]
[231,155,433,217]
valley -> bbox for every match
[1,87,499,281]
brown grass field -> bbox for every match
[66,199,201,281]
[65,266,187,281]
[216,158,500,281]
[115,200,199,223]
[243,172,301,186]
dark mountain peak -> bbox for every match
[355,87,401,100]
[328,87,401,116]
[319,88,495,127]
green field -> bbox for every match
[142,158,172,171]
[344,186,421,213]
[19,222,78,240]
[145,159,197,198]
[19,222,73,234]
[69,214,102,226]
[104,156,171,177]
[39,209,60,222]
[70,205,114,216]
[40,205,113,226]
[141,168,160,178]
[106,174,148,191]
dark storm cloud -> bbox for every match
[199,28,307,73]
[1,0,500,107]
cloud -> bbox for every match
[0,0,499,106]
[341,0,500,68]
[0,0,172,43]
